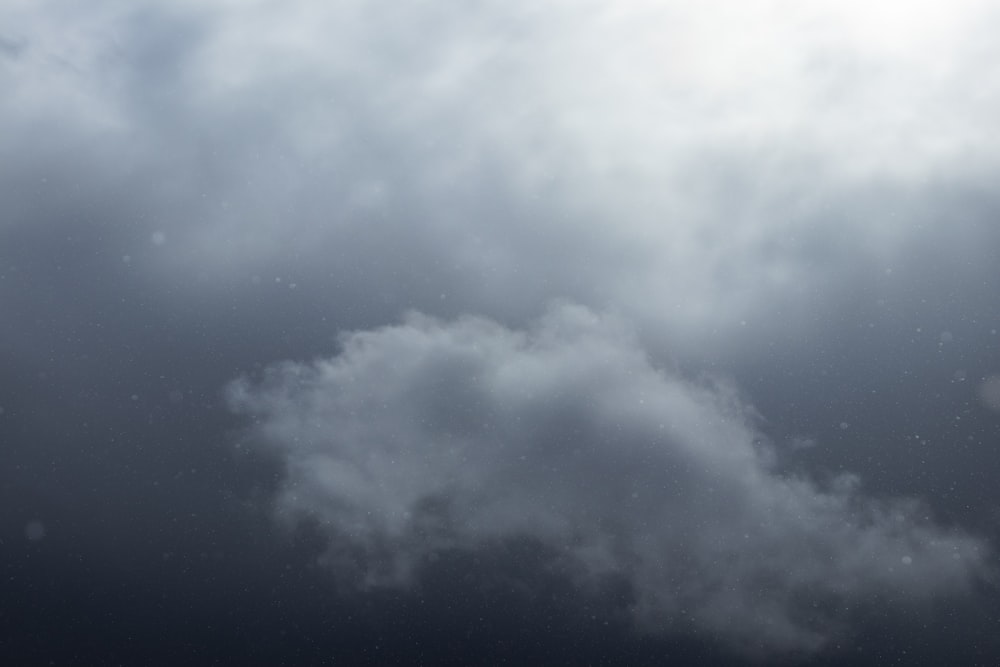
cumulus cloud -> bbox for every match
[228,305,988,654]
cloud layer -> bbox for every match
[5,0,1000,354]
[228,305,988,653]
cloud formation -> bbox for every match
[228,305,988,653]
[5,1,1000,662]
[5,0,1000,354]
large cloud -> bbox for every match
[5,0,1000,353]
[227,304,988,654]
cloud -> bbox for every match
[5,0,1000,354]
[228,304,989,654]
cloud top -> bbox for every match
[228,304,988,653]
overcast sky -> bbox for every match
[3,1,1000,665]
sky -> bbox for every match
[3,1,1000,664]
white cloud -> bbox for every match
[228,304,988,654]
[6,0,999,348]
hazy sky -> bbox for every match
[3,1,1000,664]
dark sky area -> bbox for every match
[3,2,1000,665]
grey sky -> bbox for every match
[3,1,1000,664]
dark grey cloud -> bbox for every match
[228,304,989,654]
